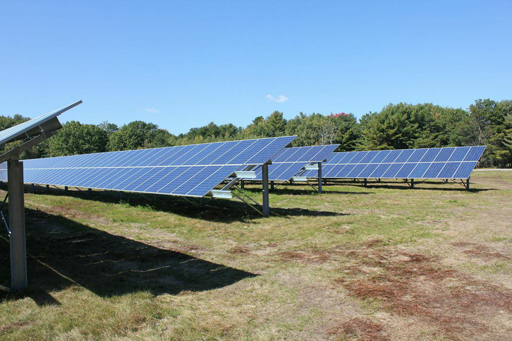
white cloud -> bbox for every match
[265,94,289,103]
[144,107,160,114]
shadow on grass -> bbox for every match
[16,185,346,222]
[265,187,374,196]
[322,180,495,193]
[0,208,257,305]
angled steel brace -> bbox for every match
[0,131,59,164]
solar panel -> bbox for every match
[245,144,339,181]
[0,136,296,197]
[302,146,486,180]
[0,101,82,146]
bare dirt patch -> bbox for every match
[328,317,389,341]
[279,250,331,264]
[452,242,511,261]
[228,246,252,254]
[0,320,34,333]
[339,248,512,339]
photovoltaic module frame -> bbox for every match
[0,101,82,147]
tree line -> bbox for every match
[1,98,511,167]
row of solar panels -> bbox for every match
[242,145,339,181]
[0,137,297,197]
[302,146,486,180]
[0,140,486,196]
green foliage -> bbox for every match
[98,121,119,136]
[108,121,174,151]
[49,121,109,156]
[245,111,287,138]
[468,99,512,167]
[1,98,510,168]
[0,114,30,156]
[181,122,241,144]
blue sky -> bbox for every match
[1,1,511,135]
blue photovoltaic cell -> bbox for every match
[337,165,355,177]
[453,162,477,179]
[408,163,430,178]
[341,152,358,163]
[371,150,390,163]
[422,163,445,178]
[395,149,414,162]
[331,153,347,163]
[408,149,427,162]
[383,150,403,163]
[434,148,454,162]
[464,146,486,161]
[438,162,461,178]
[302,146,485,180]
[358,164,379,178]
[324,165,341,178]
[346,164,367,178]
[246,144,338,181]
[349,151,368,164]
[395,163,417,178]
[421,148,442,162]
[0,136,296,197]
[360,151,379,163]
[383,164,404,178]
[449,147,470,161]
[370,164,391,178]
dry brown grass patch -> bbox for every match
[229,246,252,254]
[340,248,512,339]
[328,317,389,341]
[279,250,331,264]
[44,205,112,225]
[452,242,510,261]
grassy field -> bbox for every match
[1,172,511,340]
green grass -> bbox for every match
[1,172,512,340]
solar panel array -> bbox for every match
[0,136,296,197]
[0,101,82,146]
[245,145,339,181]
[302,146,486,180]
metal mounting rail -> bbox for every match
[221,177,239,191]
[232,186,264,216]
[305,179,318,192]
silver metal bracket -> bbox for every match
[211,190,233,199]
[235,170,257,179]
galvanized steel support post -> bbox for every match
[46,185,49,193]
[8,160,27,291]
[466,178,470,190]
[317,162,323,193]
[363,178,368,187]
[270,181,275,191]
[240,180,245,190]
[410,179,415,188]
[262,164,270,217]
[65,186,68,192]
[199,197,204,208]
